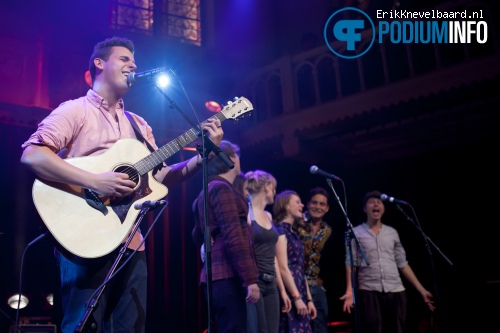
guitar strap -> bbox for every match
[125,111,163,173]
[125,111,156,153]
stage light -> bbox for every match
[205,101,221,112]
[155,73,171,88]
[46,293,54,306]
[84,70,92,88]
[7,294,29,309]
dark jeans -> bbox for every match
[251,277,279,333]
[358,289,407,333]
[310,285,329,333]
[247,303,258,333]
[203,277,248,333]
[57,249,147,333]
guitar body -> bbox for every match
[30,96,254,259]
[32,138,168,258]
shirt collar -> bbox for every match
[362,222,384,232]
[86,89,125,113]
[209,175,232,185]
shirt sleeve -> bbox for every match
[209,180,258,287]
[21,99,85,152]
[392,229,408,268]
[345,227,359,267]
[275,223,285,236]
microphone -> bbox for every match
[309,165,341,181]
[127,67,169,86]
[380,194,409,205]
[27,232,48,246]
[134,200,168,210]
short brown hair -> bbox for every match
[362,190,383,207]
[89,36,135,84]
[308,187,330,203]
[207,140,240,176]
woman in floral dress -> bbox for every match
[274,190,317,333]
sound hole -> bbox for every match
[113,164,140,188]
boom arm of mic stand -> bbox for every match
[394,204,453,266]
[325,179,369,266]
[154,85,198,128]
[199,135,234,169]
[154,85,233,169]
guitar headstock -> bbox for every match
[220,96,253,123]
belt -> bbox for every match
[258,272,275,283]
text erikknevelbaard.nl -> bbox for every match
[376,9,487,44]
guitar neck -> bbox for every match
[134,113,226,175]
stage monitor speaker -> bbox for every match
[10,324,57,333]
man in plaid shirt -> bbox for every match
[192,140,259,333]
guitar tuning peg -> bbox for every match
[233,96,239,101]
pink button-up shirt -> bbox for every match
[22,89,160,252]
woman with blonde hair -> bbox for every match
[245,170,291,333]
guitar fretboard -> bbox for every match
[134,112,227,175]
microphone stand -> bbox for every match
[197,138,233,333]
[154,85,233,333]
[154,86,233,168]
[394,204,452,333]
[74,206,154,333]
[198,143,215,333]
[324,178,368,333]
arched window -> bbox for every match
[111,0,201,46]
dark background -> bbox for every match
[0,0,498,332]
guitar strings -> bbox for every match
[114,113,225,181]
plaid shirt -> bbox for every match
[193,176,258,287]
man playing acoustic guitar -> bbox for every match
[20,36,224,333]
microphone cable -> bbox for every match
[13,231,48,333]
[164,69,205,144]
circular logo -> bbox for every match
[323,7,375,59]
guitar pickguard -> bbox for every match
[110,173,153,223]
